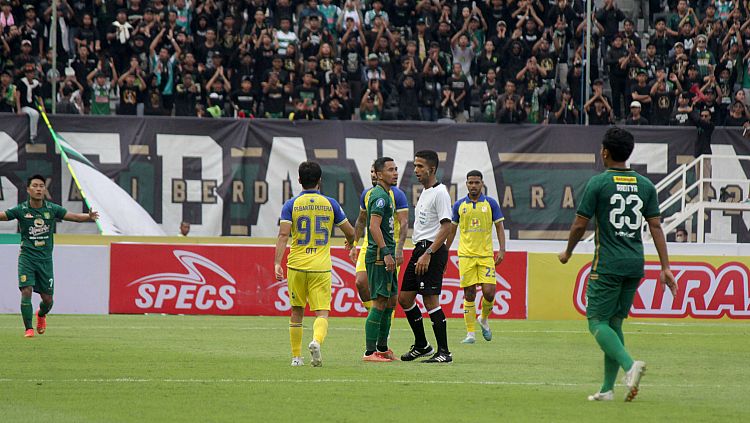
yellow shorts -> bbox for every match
[287,269,331,311]
[458,257,496,288]
[356,245,367,273]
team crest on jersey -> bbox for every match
[20,275,27,282]
[43,212,51,219]
[482,206,487,212]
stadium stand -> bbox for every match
[0,0,749,126]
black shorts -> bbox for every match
[402,240,448,295]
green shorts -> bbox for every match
[18,258,55,295]
[585,273,640,321]
[366,261,398,299]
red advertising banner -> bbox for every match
[109,243,527,318]
[573,261,750,319]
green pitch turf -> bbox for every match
[0,315,748,422]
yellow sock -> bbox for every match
[463,300,476,333]
[481,297,493,320]
[362,300,373,310]
[313,317,328,344]
[289,322,303,357]
[391,309,396,320]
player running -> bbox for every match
[445,170,506,344]
[559,127,677,402]
[350,164,408,311]
[361,157,400,362]
[274,161,356,367]
[0,175,99,337]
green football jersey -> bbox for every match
[365,184,395,263]
[4,201,67,260]
[576,168,660,278]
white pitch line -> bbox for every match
[0,377,740,389]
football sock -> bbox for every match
[39,300,53,317]
[463,300,476,333]
[403,303,428,348]
[376,307,393,352]
[362,300,373,311]
[289,321,303,357]
[481,297,493,321]
[588,319,634,372]
[365,308,384,353]
[312,317,328,344]
[21,297,33,330]
[601,318,625,392]
[429,307,449,352]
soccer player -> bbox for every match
[274,161,356,367]
[445,170,506,344]
[558,127,678,402]
[0,175,99,337]
[361,157,400,362]
[349,164,408,310]
[399,150,453,363]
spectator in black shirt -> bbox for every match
[117,65,146,115]
[174,73,203,117]
[625,100,649,125]
[496,95,526,123]
[553,88,579,124]
[595,0,625,46]
[605,33,628,119]
[649,71,681,126]
[670,93,692,126]
[397,72,421,121]
[724,101,750,126]
[231,76,257,118]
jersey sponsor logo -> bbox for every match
[574,262,750,319]
[28,218,50,237]
[375,198,385,209]
[24,213,33,218]
[126,250,236,311]
[613,176,637,184]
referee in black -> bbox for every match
[399,150,453,363]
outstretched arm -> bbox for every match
[63,210,99,222]
[0,211,8,221]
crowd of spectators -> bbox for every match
[1,0,750,128]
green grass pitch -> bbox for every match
[1,314,748,422]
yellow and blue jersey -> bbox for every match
[280,190,348,272]
[452,194,504,258]
[359,185,408,247]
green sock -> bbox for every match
[377,307,393,351]
[39,300,53,317]
[601,317,627,392]
[21,297,33,330]
[365,308,384,352]
[588,319,634,373]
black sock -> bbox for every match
[364,350,375,356]
[429,307,449,353]
[376,344,388,352]
[404,304,428,348]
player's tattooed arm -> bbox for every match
[495,220,506,265]
[647,217,678,296]
[62,210,100,222]
[559,215,589,264]
[396,210,408,265]
[274,222,292,280]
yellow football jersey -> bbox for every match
[452,194,504,257]
[280,190,348,272]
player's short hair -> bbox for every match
[602,127,635,162]
[298,161,322,189]
[466,170,483,179]
[27,174,45,187]
[415,150,439,170]
[373,156,394,173]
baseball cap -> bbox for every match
[416,18,425,25]
[368,53,378,60]
[497,20,507,27]
[630,101,641,108]
[21,39,31,46]
[674,41,684,48]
